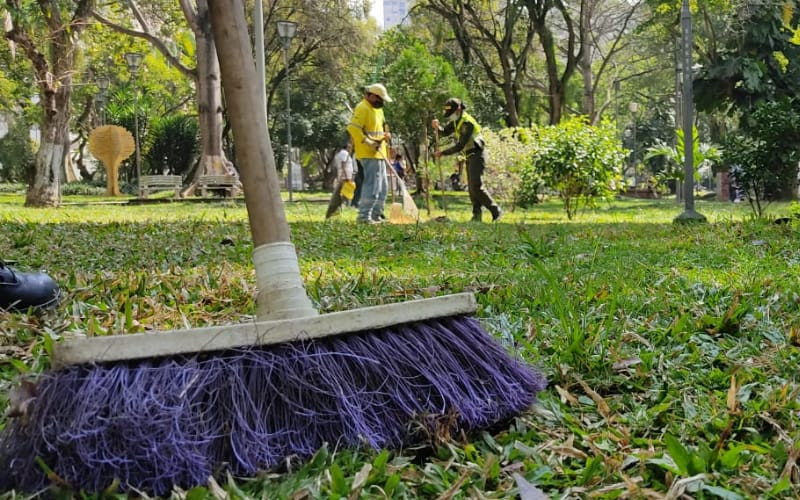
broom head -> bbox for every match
[0,294,545,495]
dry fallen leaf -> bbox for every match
[575,375,612,419]
[727,374,739,413]
[514,473,548,500]
[613,357,642,371]
[555,384,579,405]
[349,463,372,497]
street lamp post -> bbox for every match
[613,80,620,129]
[674,0,706,223]
[255,0,267,120]
[125,52,143,198]
[96,77,109,125]
[629,101,638,187]
[277,20,297,202]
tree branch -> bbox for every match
[591,0,641,96]
[4,27,50,91]
[124,0,149,32]
[71,0,95,32]
[38,0,63,33]
[91,9,196,79]
[178,0,199,33]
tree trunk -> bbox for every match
[415,121,429,196]
[580,0,596,122]
[579,43,595,121]
[74,135,95,181]
[26,82,71,207]
[548,80,564,125]
[184,0,235,194]
[502,82,521,127]
[538,26,563,125]
[580,63,595,122]
[530,0,584,125]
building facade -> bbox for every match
[382,0,408,29]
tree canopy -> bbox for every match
[2,0,800,202]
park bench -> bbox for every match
[622,186,660,199]
[197,174,238,197]
[139,175,183,198]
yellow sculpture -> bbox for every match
[88,125,136,196]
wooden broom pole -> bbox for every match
[424,124,432,216]
[208,0,289,247]
[434,127,447,214]
[209,0,316,321]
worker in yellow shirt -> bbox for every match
[347,83,392,224]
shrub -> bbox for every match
[62,181,107,196]
[532,117,625,219]
[0,183,26,194]
[0,120,36,182]
[484,127,543,208]
[144,114,199,176]
[644,126,722,187]
[723,99,800,217]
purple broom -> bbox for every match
[0,1,546,495]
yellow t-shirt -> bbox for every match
[348,98,387,160]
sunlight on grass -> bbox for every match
[1,191,799,498]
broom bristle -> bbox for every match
[0,315,545,495]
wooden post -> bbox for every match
[434,127,447,214]
[208,0,316,321]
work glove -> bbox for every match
[364,137,382,151]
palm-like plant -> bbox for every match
[644,126,721,185]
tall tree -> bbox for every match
[523,0,585,124]
[4,0,94,206]
[575,0,643,123]
[415,0,536,126]
[92,0,232,191]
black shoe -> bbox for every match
[471,213,482,222]
[0,262,61,312]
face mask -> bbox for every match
[372,99,384,109]
[446,111,460,123]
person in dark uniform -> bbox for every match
[432,98,501,222]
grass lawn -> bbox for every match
[1,191,799,498]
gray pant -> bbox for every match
[467,149,499,217]
[357,158,388,222]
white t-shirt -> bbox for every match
[334,149,353,181]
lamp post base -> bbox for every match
[673,209,707,224]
